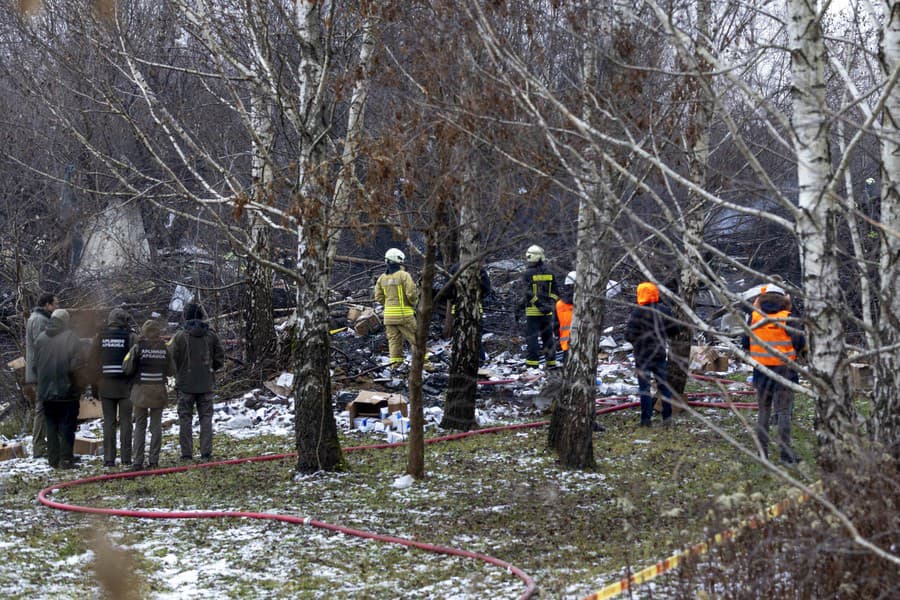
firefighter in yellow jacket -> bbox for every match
[374,248,419,369]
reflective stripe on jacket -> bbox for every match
[749,310,796,366]
[556,299,573,351]
[375,269,418,324]
[100,330,131,378]
[526,273,557,316]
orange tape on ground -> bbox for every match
[580,485,816,600]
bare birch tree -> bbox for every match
[873,0,900,457]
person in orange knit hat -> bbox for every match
[624,282,681,427]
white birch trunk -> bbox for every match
[789,0,856,466]
[874,0,900,457]
[670,0,712,397]
[292,0,341,472]
[547,20,605,468]
[442,201,482,431]
[328,15,375,268]
[245,89,275,374]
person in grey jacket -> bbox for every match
[169,303,225,461]
[25,293,58,458]
[124,319,173,470]
[33,309,86,469]
[90,308,139,468]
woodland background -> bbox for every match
[0,1,899,596]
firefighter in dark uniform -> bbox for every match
[517,245,559,369]
[90,308,138,468]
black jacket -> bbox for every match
[624,302,679,367]
[34,317,87,402]
[518,260,559,316]
[169,319,225,394]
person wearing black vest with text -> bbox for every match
[90,308,138,468]
[169,303,225,462]
[517,245,559,369]
[123,319,173,470]
[741,283,807,465]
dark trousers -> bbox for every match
[525,315,556,366]
[756,385,795,462]
[177,391,214,458]
[44,399,79,467]
[637,358,672,423]
[101,395,133,465]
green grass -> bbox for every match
[0,396,821,599]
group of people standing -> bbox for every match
[515,245,807,464]
[370,243,805,465]
[23,297,224,470]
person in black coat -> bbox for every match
[624,282,680,427]
[516,245,559,369]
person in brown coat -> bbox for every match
[123,320,173,470]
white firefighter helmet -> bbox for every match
[525,245,545,263]
[384,248,405,264]
[761,282,785,296]
[565,271,577,286]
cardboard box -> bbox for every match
[348,391,408,422]
[352,310,381,336]
[78,398,103,420]
[690,346,729,372]
[346,304,366,322]
[0,442,25,461]
[6,356,25,371]
[73,437,103,456]
[264,372,294,397]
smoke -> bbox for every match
[14,0,42,17]
[15,1,118,22]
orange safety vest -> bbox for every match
[556,299,573,351]
[749,310,796,366]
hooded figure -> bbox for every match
[25,292,57,458]
[123,319,173,470]
[34,308,86,468]
[624,282,680,427]
[169,303,225,461]
[90,307,139,468]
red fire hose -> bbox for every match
[38,387,756,599]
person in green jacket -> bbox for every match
[33,309,86,469]
[25,292,57,458]
[169,303,225,462]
